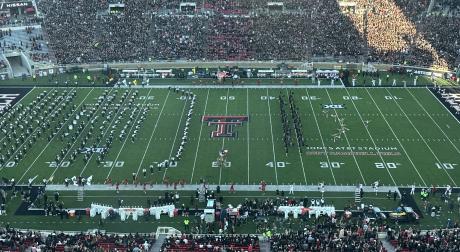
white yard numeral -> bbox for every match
[260,96,276,100]
[139,96,154,100]
[220,96,235,100]
[46,161,57,168]
[178,96,191,100]
[212,161,231,167]
[320,162,342,168]
[266,161,288,168]
[343,96,360,100]
[375,162,400,169]
[436,163,456,170]
[301,96,318,100]
[385,96,401,100]
[103,161,125,168]
[4,161,15,167]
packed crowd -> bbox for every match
[161,234,259,252]
[0,227,155,251]
[392,228,460,251]
[35,0,459,69]
[270,218,384,252]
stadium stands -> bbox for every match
[161,234,260,252]
[389,228,460,251]
[269,217,385,251]
[0,228,155,252]
[35,0,459,69]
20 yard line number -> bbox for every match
[375,162,400,169]
[45,160,126,168]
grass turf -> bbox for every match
[1,86,460,187]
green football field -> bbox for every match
[2,86,460,188]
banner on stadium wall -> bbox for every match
[0,2,32,10]
[404,67,444,78]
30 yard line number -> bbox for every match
[320,162,343,168]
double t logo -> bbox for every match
[202,115,249,138]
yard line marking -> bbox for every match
[246,88,250,184]
[107,88,155,179]
[285,89,307,185]
[364,88,427,187]
[0,87,56,144]
[49,87,110,179]
[422,88,460,154]
[305,88,337,185]
[218,88,230,185]
[162,92,188,181]
[79,89,134,177]
[344,88,398,186]
[135,90,171,178]
[324,89,366,185]
[266,88,279,185]
[190,89,210,183]
[385,88,456,186]
[16,88,82,182]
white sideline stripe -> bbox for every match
[79,88,133,176]
[419,88,460,154]
[266,88,279,185]
[106,88,155,179]
[284,88,307,185]
[162,93,188,181]
[384,88,457,186]
[218,88,230,185]
[343,88,399,186]
[246,88,250,184]
[304,88,337,185]
[324,89,367,185]
[190,89,210,183]
[16,88,79,183]
[135,91,171,177]
[364,88,427,186]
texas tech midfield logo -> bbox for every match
[202,115,249,138]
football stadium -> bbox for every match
[0,0,460,251]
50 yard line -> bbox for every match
[190,89,210,183]
[246,88,250,184]
[218,88,230,185]
[324,89,366,185]
[266,88,279,185]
